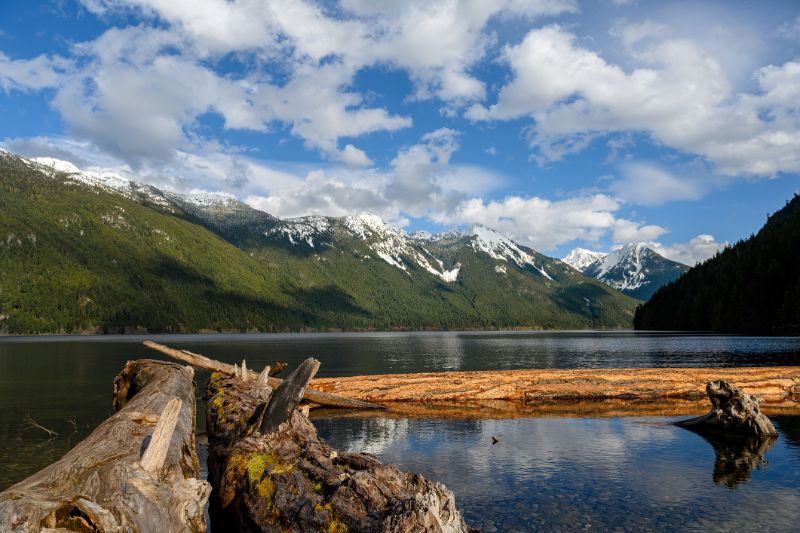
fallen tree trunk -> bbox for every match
[0,360,210,532]
[311,366,800,404]
[206,359,473,532]
[144,340,383,410]
[676,380,778,440]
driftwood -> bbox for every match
[676,380,778,440]
[0,360,210,532]
[144,340,383,410]
[206,359,473,532]
[312,366,800,403]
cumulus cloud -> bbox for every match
[648,234,727,266]
[611,218,667,243]
[468,24,800,178]
[434,194,635,251]
[340,144,373,168]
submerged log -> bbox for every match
[676,380,778,440]
[206,359,473,532]
[0,360,210,532]
[144,340,382,410]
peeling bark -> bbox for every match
[0,360,210,532]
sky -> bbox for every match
[1,0,799,265]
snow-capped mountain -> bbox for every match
[562,248,607,271]
[563,243,689,300]
[1,149,639,332]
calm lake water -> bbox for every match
[1,331,799,531]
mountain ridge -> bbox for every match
[0,151,638,333]
[563,243,689,300]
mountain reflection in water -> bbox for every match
[313,414,800,532]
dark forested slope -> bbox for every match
[634,195,800,334]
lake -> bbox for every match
[1,331,800,531]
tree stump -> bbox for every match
[206,359,474,532]
[0,360,210,532]
[675,380,778,439]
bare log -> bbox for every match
[143,340,383,410]
[140,397,183,475]
[259,358,320,434]
[206,366,473,533]
[0,360,210,532]
[676,380,778,440]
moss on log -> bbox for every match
[206,364,473,532]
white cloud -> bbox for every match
[340,144,373,168]
[648,234,727,266]
[0,52,67,92]
[51,0,576,166]
[611,218,667,243]
[610,161,706,205]
[434,194,629,251]
[469,24,800,178]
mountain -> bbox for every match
[634,195,800,334]
[562,248,606,272]
[562,244,689,300]
[0,150,638,334]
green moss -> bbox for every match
[314,503,348,532]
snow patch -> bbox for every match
[469,225,553,280]
[562,247,607,272]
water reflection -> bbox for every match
[696,433,776,488]
[2,332,800,494]
[313,415,800,532]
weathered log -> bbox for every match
[311,366,800,404]
[0,360,210,532]
[206,364,474,532]
[259,358,320,435]
[675,380,778,440]
[143,340,383,410]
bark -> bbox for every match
[143,341,383,410]
[675,380,778,440]
[206,362,474,533]
[311,366,800,404]
[0,360,210,532]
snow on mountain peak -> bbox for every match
[183,190,238,208]
[268,215,332,248]
[468,224,552,279]
[30,157,82,174]
[562,247,607,271]
[591,243,658,291]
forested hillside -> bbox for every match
[0,151,638,334]
[634,195,800,334]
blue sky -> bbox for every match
[1,0,799,264]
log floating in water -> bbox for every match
[675,380,778,440]
[206,359,474,532]
[0,360,210,532]
[143,340,383,410]
[311,366,800,404]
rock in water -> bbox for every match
[675,380,777,440]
